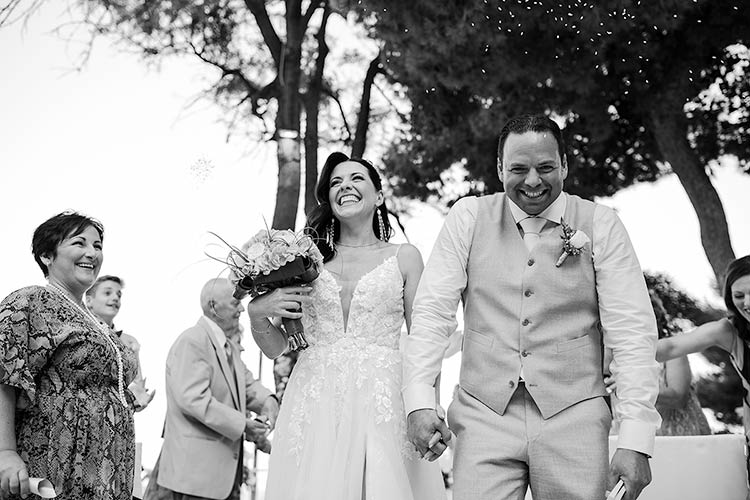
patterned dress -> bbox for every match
[0,286,137,499]
[655,361,711,436]
[264,254,445,500]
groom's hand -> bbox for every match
[407,408,451,462]
[608,448,651,500]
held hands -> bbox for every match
[247,286,312,320]
[245,417,270,443]
[608,449,651,500]
[0,450,29,499]
[603,375,617,395]
[406,407,451,462]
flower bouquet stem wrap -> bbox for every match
[213,228,323,352]
[236,255,319,350]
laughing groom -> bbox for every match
[404,114,660,500]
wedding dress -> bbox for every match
[264,251,445,500]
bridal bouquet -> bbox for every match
[218,228,323,351]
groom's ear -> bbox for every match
[497,160,504,184]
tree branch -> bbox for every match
[303,1,330,213]
[351,51,382,157]
[324,86,353,143]
[302,0,324,30]
[0,0,44,27]
[189,40,259,94]
[244,0,282,67]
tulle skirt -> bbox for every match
[264,344,445,500]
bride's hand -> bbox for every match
[247,286,312,320]
[407,407,451,462]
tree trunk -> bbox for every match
[351,52,381,158]
[303,5,331,216]
[648,92,736,286]
[271,2,304,230]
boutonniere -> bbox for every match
[556,219,591,267]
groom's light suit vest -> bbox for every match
[459,193,606,419]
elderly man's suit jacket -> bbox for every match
[157,317,272,499]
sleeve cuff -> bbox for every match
[616,420,657,457]
[402,383,436,415]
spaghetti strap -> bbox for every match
[394,243,404,259]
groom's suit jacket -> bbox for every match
[157,316,272,499]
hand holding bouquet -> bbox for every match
[217,228,323,351]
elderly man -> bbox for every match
[145,278,279,500]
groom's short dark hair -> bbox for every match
[497,114,566,169]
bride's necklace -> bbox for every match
[46,282,129,408]
[336,241,380,248]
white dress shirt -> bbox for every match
[403,192,660,456]
[204,315,230,353]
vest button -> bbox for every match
[527,258,535,266]
[522,319,530,326]
[508,380,515,388]
[524,290,533,297]
[521,350,530,357]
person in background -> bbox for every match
[652,256,750,487]
[606,291,711,436]
[0,211,137,499]
[143,278,278,500]
[87,275,154,411]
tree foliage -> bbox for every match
[359,0,750,284]
[13,0,402,229]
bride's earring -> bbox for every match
[326,221,335,251]
[377,210,386,241]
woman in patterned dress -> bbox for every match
[247,152,445,500]
[0,211,138,499]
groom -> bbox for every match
[404,114,660,500]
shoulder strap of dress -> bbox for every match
[394,243,404,259]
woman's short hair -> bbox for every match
[32,211,104,277]
[85,275,124,298]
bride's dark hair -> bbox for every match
[305,152,392,263]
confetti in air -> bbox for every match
[190,157,215,183]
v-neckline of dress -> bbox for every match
[323,254,398,334]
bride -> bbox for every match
[247,152,445,499]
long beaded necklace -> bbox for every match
[46,282,129,408]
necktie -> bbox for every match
[519,217,547,252]
[224,340,241,406]
[224,340,234,366]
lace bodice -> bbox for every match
[273,254,419,465]
[301,255,405,351]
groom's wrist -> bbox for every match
[403,383,437,415]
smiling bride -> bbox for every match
[247,152,445,500]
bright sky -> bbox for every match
[2,5,750,484]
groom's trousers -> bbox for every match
[448,383,611,500]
